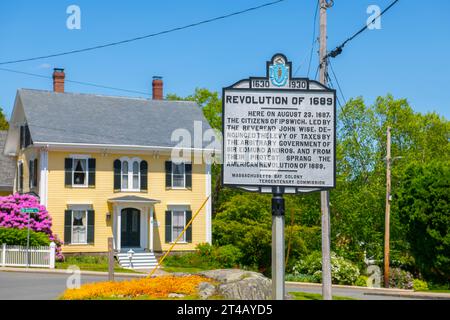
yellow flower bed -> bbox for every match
[61,275,212,300]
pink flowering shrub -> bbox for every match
[0,193,64,261]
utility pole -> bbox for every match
[319,0,332,301]
[384,126,391,288]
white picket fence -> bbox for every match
[0,242,55,269]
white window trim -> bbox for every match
[17,160,24,192]
[120,157,142,192]
[171,162,187,189]
[29,157,37,189]
[71,210,88,245]
[71,157,89,188]
[171,210,186,243]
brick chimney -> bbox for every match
[52,68,65,93]
[152,76,163,100]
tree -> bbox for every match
[0,107,8,130]
[396,161,450,282]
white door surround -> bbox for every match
[110,203,156,252]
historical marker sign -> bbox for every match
[222,54,336,191]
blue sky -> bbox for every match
[0,0,449,119]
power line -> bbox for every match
[326,0,400,60]
[328,59,346,104]
[0,0,286,66]
[0,67,150,96]
[293,0,319,77]
[307,0,320,77]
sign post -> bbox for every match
[222,54,336,300]
[21,208,39,268]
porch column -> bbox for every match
[116,206,122,252]
[149,206,154,252]
[39,148,48,207]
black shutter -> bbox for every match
[185,163,192,189]
[165,211,172,243]
[19,162,23,192]
[29,160,33,189]
[64,158,73,187]
[165,161,172,188]
[113,160,121,192]
[88,158,96,187]
[25,125,31,147]
[140,160,148,192]
[185,210,192,243]
[87,210,95,244]
[33,158,38,187]
[64,210,72,244]
[19,125,24,149]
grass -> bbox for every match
[290,292,356,300]
[162,266,207,273]
[56,255,137,273]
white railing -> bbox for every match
[1,242,55,269]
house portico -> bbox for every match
[108,196,160,252]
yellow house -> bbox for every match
[3,70,217,269]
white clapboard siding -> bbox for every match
[1,242,55,268]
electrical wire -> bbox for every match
[328,59,346,105]
[0,0,286,66]
[293,0,319,77]
[326,0,400,60]
[0,67,150,96]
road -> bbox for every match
[0,271,425,300]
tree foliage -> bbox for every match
[171,88,449,282]
[396,161,450,282]
[0,107,8,130]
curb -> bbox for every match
[285,281,450,299]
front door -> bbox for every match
[121,208,140,247]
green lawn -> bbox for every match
[289,292,356,300]
[56,255,137,273]
[162,266,209,273]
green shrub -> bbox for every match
[355,275,368,287]
[0,227,50,246]
[197,242,214,258]
[413,279,429,291]
[285,273,319,283]
[213,244,242,268]
[388,268,414,289]
[292,251,360,285]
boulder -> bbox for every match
[198,269,272,300]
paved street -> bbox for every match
[0,271,432,300]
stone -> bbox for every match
[198,269,272,300]
[198,282,216,300]
[168,293,186,298]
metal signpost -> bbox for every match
[222,54,336,300]
[21,207,39,268]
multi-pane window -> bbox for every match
[172,211,186,242]
[172,163,185,188]
[121,161,129,189]
[72,210,87,244]
[132,161,139,190]
[121,159,141,191]
[73,158,87,186]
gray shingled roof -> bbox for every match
[18,89,213,149]
[0,131,15,190]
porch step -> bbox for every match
[116,252,159,270]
